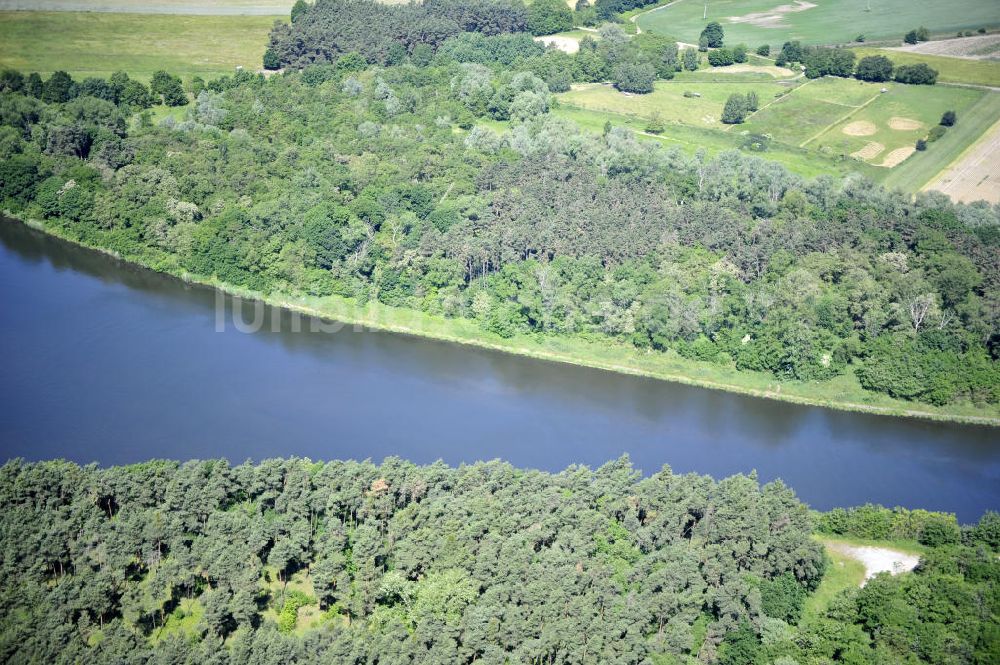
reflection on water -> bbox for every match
[0,218,997,520]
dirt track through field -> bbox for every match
[925,118,1000,203]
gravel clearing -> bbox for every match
[828,542,920,586]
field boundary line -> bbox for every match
[630,0,685,34]
[799,87,881,148]
[726,77,813,130]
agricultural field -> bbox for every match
[558,71,998,192]
[636,0,1000,48]
[0,10,280,81]
[850,46,1000,88]
[891,33,1000,60]
[0,0,295,12]
[924,118,1000,203]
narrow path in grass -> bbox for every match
[799,89,882,147]
[726,76,812,130]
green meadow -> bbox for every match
[556,72,992,188]
[0,10,280,81]
[636,0,1000,48]
[850,46,1000,87]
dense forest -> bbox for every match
[0,0,998,412]
[0,457,996,664]
[1,62,997,408]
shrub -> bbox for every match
[527,0,573,36]
[721,93,748,124]
[682,49,699,70]
[700,21,724,48]
[732,44,748,63]
[760,574,807,624]
[804,48,855,78]
[855,55,894,82]
[756,44,770,56]
[746,90,759,111]
[940,110,956,126]
[742,133,769,152]
[927,125,946,142]
[904,30,918,44]
[895,63,938,85]
[612,60,655,94]
[263,48,281,70]
[707,48,735,67]
[919,516,961,547]
[644,112,665,134]
[150,70,188,106]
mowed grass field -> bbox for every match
[851,46,1000,88]
[887,91,1000,193]
[557,72,997,191]
[636,0,1000,48]
[806,83,984,163]
[0,10,280,81]
[556,73,882,180]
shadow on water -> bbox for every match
[0,218,997,519]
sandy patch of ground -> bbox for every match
[889,116,923,131]
[827,542,920,586]
[728,1,816,29]
[713,63,797,78]
[842,120,877,136]
[879,146,916,167]
[890,33,1000,61]
[534,35,580,54]
[851,141,885,160]
[925,118,1000,203]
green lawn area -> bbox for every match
[883,89,1000,192]
[801,541,866,624]
[555,74,995,187]
[636,0,1000,48]
[552,103,872,179]
[0,10,280,81]
[560,74,796,128]
[807,82,984,160]
[850,46,1000,88]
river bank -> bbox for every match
[7,214,1000,427]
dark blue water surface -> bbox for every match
[0,218,997,521]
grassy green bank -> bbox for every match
[8,214,999,426]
